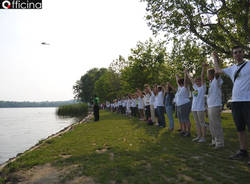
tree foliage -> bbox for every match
[143,0,250,59]
[120,39,169,90]
[73,68,107,102]
[94,70,122,102]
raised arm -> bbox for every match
[201,63,208,85]
[167,82,176,92]
[184,70,189,88]
[136,88,143,96]
[175,74,180,86]
[185,69,194,86]
[212,51,223,74]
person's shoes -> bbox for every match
[198,137,206,143]
[248,161,250,166]
[180,131,185,136]
[209,143,216,147]
[229,150,249,160]
[192,137,200,142]
[183,132,191,137]
[168,128,174,132]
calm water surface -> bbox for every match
[0,108,75,164]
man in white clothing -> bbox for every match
[213,46,250,160]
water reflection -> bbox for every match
[0,107,74,165]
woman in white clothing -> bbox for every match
[186,64,207,142]
[207,68,224,148]
[175,73,192,136]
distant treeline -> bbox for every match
[0,100,78,108]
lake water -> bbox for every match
[0,107,75,165]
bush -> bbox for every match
[56,103,88,117]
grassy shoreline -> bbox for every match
[1,110,250,184]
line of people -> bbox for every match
[104,46,250,163]
[106,62,223,146]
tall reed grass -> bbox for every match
[56,103,88,117]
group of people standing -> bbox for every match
[104,46,250,164]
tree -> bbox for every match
[120,38,169,90]
[169,38,208,76]
[94,69,122,102]
[143,0,250,59]
[73,68,107,102]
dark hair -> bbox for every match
[208,68,215,76]
[158,86,162,91]
[178,78,184,86]
[168,86,173,92]
[232,46,243,52]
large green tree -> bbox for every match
[73,68,107,102]
[119,39,169,90]
[143,0,250,59]
[94,69,122,102]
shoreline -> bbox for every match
[0,113,93,172]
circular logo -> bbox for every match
[2,0,11,9]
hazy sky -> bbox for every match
[0,0,154,102]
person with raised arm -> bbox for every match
[165,82,176,131]
[144,84,153,125]
[213,46,250,161]
[206,66,224,149]
[136,88,145,121]
[175,72,192,136]
[186,64,207,142]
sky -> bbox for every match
[0,0,155,102]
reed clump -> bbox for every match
[56,103,88,117]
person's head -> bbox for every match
[207,68,215,81]
[195,77,201,87]
[144,84,150,93]
[178,78,184,86]
[157,86,162,91]
[232,46,244,64]
[168,85,173,92]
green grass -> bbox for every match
[56,103,88,117]
[1,110,250,184]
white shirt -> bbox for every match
[223,61,250,102]
[131,99,137,107]
[191,84,206,111]
[156,91,164,107]
[144,94,150,106]
[207,77,223,107]
[150,93,155,105]
[138,97,144,109]
[175,86,190,106]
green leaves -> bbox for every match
[143,0,250,59]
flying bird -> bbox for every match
[41,42,50,45]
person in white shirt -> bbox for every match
[207,68,224,148]
[153,85,159,125]
[156,85,166,128]
[126,96,131,117]
[130,94,137,117]
[186,64,207,142]
[213,46,250,161]
[144,84,153,125]
[175,73,191,136]
[136,89,145,121]
[149,86,156,125]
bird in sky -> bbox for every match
[41,42,50,45]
